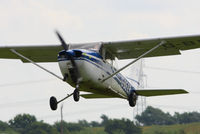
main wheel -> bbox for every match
[73,89,80,102]
[50,96,57,110]
[128,91,137,107]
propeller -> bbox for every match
[55,30,80,85]
[55,30,69,50]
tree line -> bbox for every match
[1,106,200,134]
[0,114,141,134]
[136,106,200,125]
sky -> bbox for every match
[0,0,200,124]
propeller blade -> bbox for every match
[55,30,69,50]
[68,54,80,84]
[55,30,81,84]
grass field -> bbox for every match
[142,122,200,134]
[82,122,200,134]
[71,127,106,134]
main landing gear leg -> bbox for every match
[49,92,73,111]
[49,85,80,111]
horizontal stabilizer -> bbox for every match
[135,89,188,97]
[80,94,117,99]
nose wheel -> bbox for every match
[49,88,80,111]
[73,88,80,102]
[50,96,58,110]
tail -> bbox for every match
[125,59,189,96]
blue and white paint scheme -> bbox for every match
[0,31,192,111]
[58,49,139,99]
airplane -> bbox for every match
[0,31,200,111]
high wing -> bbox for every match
[0,45,62,62]
[0,42,101,62]
[0,35,200,62]
[135,89,188,97]
[101,35,200,59]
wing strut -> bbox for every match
[102,41,166,82]
[10,49,63,81]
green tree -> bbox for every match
[26,121,59,134]
[136,106,175,125]
[78,120,90,127]
[104,118,141,134]
[54,121,83,133]
[90,121,101,127]
[101,114,109,126]
[9,114,37,134]
[0,120,19,134]
[174,112,200,124]
[0,120,10,131]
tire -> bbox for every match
[50,96,57,110]
[73,89,80,102]
[128,91,137,107]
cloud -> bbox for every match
[0,0,200,42]
[0,0,83,43]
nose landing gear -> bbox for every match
[49,88,80,111]
[73,89,80,102]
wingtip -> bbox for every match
[183,89,189,94]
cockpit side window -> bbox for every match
[74,50,82,57]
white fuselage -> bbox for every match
[58,50,138,99]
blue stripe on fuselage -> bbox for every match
[58,55,136,95]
